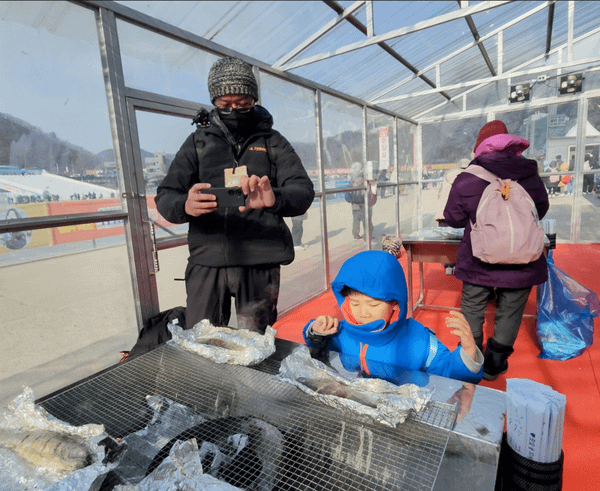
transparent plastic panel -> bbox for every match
[497,102,579,242]
[281,197,326,312]
[326,192,366,281]
[439,43,494,88]
[155,246,188,313]
[320,93,363,205]
[366,109,395,186]
[421,116,486,230]
[421,183,442,231]
[320,94,363,168]
[0,1,119,214]
[466,80,508,112]
[580,97,600,242]
[397,120,418,183]
[135,110,193,240]
[497,101,578,162]
[582,68,600,93]
[365,109,397,244]
[421,116,488,173]
[574,0,600,39]
[398,184,420,237]
[0,229,137,405]
[501,7,552,74]
[370,180,398,246]
[259,73,318,191]
[116,18,220,102]
[525,64,560,102]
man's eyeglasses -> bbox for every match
[216,102,254,114]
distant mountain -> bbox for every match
[96,147,155,163]
[0,112,101,175]
[0,112,161,175]
[1,111,392,177]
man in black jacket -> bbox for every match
[155,57,314,333]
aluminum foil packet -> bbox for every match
[114,439,241,491]
[278,346,432,427]
[168,320,276,366]
[0,388,108,491]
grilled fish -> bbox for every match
[0,428,92,472]
[297,377,379,408]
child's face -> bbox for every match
[346,291,397,325]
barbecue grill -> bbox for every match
[37,339,505,491]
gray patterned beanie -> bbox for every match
[208,57,258,104]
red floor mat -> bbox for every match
[273,243,600,491]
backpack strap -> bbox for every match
[463,164,501,183]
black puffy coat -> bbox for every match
[155,106,315,267]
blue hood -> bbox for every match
[331,251,408,326]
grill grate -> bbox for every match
[39,344,456,491]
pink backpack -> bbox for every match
[464,165,545,264]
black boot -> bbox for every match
[473,334,484,354]
[483,338,514,381]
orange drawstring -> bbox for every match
[359,343,371,376]
[500,181,510,200]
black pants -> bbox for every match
[352,204,372,238]
[185,263,280,334]
[461,282,532,347]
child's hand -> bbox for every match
[312,315,339,336]
[445,311,478,362]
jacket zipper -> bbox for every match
[359,343,371,376]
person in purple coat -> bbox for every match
[443,120,549,380]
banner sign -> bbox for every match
[379,127,390,169]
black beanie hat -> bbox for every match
[208,57,259,104]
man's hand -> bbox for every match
[185,183,217,217]
[239,175,275,211]
[445,310,478,361]
[311,315,339,336]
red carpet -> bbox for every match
[273,243,600,490]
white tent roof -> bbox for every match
[566,121,600,138]
[0,171,118,200]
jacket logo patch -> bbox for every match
[248,146,267,152]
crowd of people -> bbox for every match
[541,151,600,197]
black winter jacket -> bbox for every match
[155,106,315,267]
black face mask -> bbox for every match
[218,108,255,133]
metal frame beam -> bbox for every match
[458,0,497,76]
[546,2,556,55]
[81,0,414,124]
[272,1,365,68]
[414,23,600,122]
[322,0,452,102]
[371,1,551,104]
[278,1,511,71]
[377,55,600,105]
[96,6,160,329]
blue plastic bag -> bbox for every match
[536,250,599,360]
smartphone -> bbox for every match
[200,187,246,208]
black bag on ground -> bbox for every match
[127,307,186,360]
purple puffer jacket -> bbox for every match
[443,150,549,288]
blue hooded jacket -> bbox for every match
[302,251,482,384]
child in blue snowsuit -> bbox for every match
[302,251,483,384]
